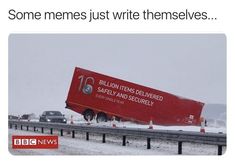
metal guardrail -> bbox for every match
[8,120,226,155]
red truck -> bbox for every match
[65,67,204,126]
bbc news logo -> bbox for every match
[12,135,58,149]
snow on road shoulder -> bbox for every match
[71,119,226,134]
[66,112,226,134]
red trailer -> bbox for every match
[65,67,204,126]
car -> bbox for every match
[21,114,31,120]
[39,111,67,124]
[20,113,36,121]
[8,115,19,120]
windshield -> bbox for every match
[45,111,62,116]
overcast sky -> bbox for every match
[9,34,226,116]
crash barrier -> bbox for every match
[8,120,226,155]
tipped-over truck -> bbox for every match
[65,67,204,125]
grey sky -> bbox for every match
[9,34,226,116]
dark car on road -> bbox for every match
[8,115,19,120]
[39,111,67,124]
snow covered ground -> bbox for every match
[9,109,226,155]
[66,116,226,134]
[8,128,226,155]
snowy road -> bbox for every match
[8,128,225,155]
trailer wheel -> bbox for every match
[115,116,121,121]
[96,113,107,123]
[83,109,94,121]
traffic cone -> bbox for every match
[200,117,205,133]
[70,115,74,124]
[112,116,116,128]
[120,119,125,128]
[148,119,153,129]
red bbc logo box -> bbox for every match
[12,135,58,149]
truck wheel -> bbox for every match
[83,109,94,121]
[96,113,107,123]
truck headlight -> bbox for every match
[46,119,51,122]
